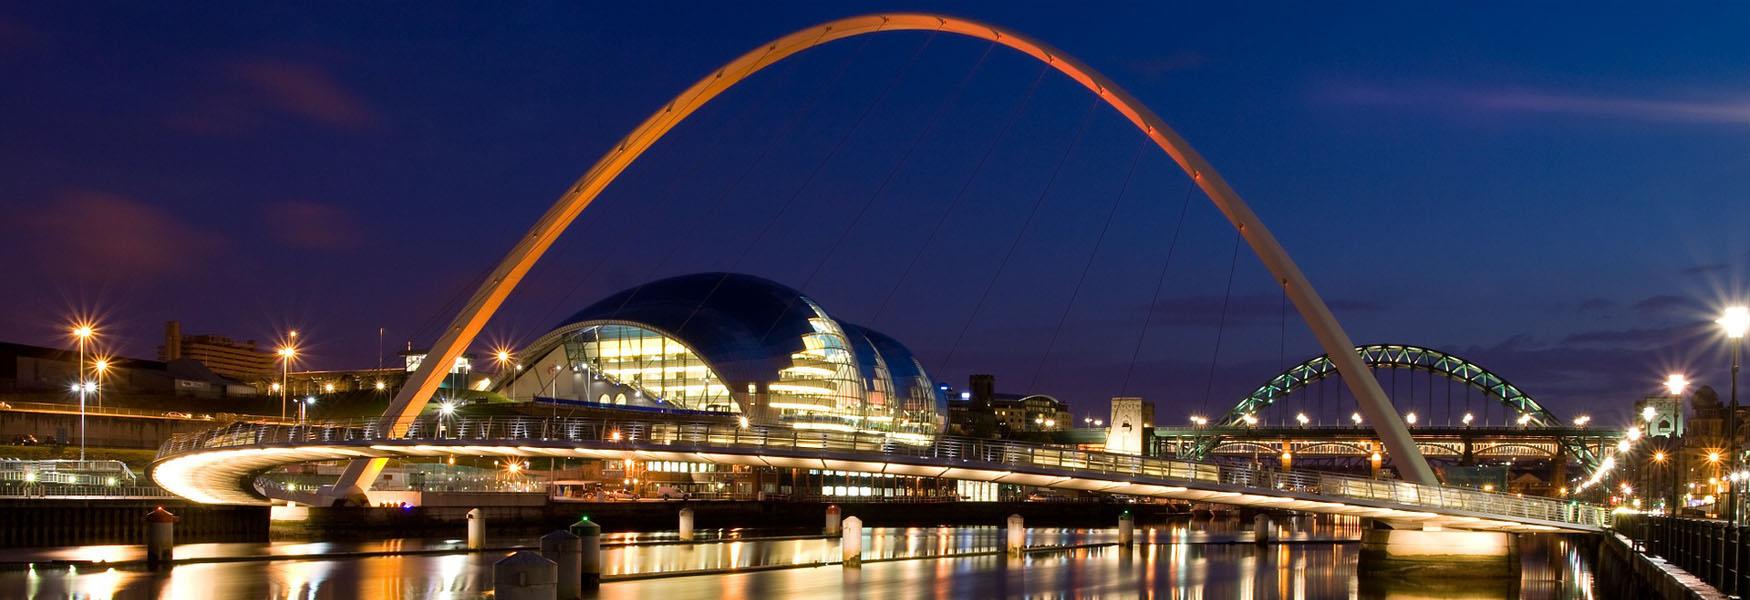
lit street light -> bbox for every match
[277,344,297,421]
[1295,413,1310,427]
[1405,412,1418,427]
[1462,412,1475,427]
[1573,415,1591,428]
[1720,305,1749,523]
[92,358,109,411]
[1666,374,1689,398]
[70,322,96,462]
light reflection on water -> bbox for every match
[0,520,1600,599]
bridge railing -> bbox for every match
[156,415,1610,528]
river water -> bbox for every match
[0,519,1601,599]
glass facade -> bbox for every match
[562,323,736,413]
[510,273,946,439]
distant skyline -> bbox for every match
[5,3,1750,424]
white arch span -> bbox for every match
[334,13,1435,499]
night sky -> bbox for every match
[6,3,1750,426]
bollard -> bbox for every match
[841,516,863,567]
[570,516,602,590]
[1118,511,1134,545]
[144,506,178,569]
[540,530,582,600]
[825,504,841,535]
[1006,514,1025,556]
[467,508,486,550]
[494,550,558,600]
[678,507,695,541]
[1253,514,1271,545]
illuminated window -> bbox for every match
[563,323,736,412]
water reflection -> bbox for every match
[0,520,1604,599]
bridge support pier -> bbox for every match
[1118,511,1134,545]
[1359,522,1519,579]
[678,508,694,542]
[1253,514,1272,544]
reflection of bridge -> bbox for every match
[152,416,1608,533]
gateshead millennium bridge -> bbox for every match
[150,13,1615,539]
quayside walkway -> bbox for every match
[152,416,1608,533]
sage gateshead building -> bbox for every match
[500,273,946,441]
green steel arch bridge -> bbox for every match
[1183,344,1607,471]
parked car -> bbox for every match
[9,434,38,446]
[163,411,193,419]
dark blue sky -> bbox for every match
[5,3,1749,425]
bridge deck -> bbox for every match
[151,417,1609,533]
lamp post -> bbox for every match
[1719,306,1748,524]
[92,358,110,412]
[1242,413,1260,471]
[1666,374,1688,517]
[277,345,297,421]
[70,323,94,462]
[494,349,514,399]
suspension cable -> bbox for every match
[937,96,1101,375]
[1119,177,1197,396]
[1027,135,1148,390]
[867,62,1053,326]
[1198,230,1245,415]
[752,41,998,346]
[530,42,801,331]
[602,34,882,330]
[672,30,941,339]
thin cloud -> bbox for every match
[1682,263,1730,276]
[264,200,366,251]
[229,58,375,128]
[7,190,225,280]
[1631,294,1694,316]
[168,56,377,134]
[1320,81,1750,126]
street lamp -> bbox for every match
[1573,415,1591,428]
[493,348,515,399]
[1720,305,1749,523]
[277,344,297,420]
[1350,412,1363,426]
[1295,413,1310,427]
[1462,412,1475,427]
[1666,374,1690,398]
[70,322,95,462]
[1405,412,1418,427]
[92,358,109,412]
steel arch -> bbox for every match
[1191,344,1598,470]
[333,13,1439,498]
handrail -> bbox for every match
[156,415,1611,529]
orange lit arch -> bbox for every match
[333,13,1434,498]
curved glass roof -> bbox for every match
[518,273,945,436]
